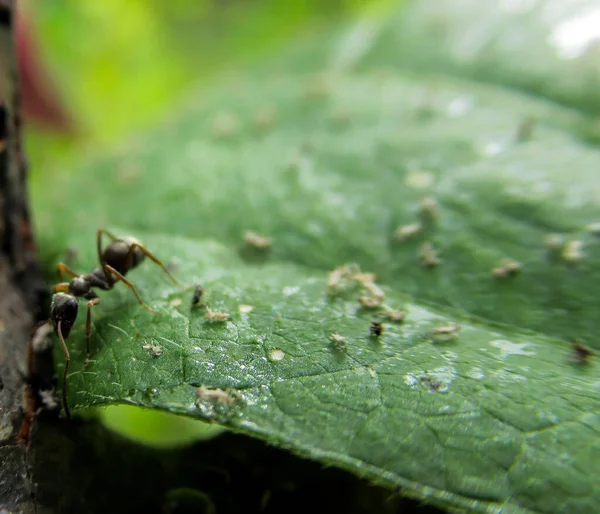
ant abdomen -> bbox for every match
[102,237,145,275]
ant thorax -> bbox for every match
[68,276,93,297]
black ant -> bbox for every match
[49,229,183,418]
[369,321,383,338]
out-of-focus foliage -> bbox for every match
[25,0,393,169]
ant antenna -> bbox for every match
[125,243,184,288]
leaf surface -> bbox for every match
[32,2,600,512]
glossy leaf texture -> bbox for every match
[31,1,600,512]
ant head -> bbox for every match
[51,293,79,339]
[103,237,145,275]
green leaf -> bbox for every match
[31,1,600,513]
[98,405,225,448]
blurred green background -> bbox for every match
[23,0,393,172]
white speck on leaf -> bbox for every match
[562,240,584,264]
[238,304,254,314]
[283,286,300,296]
[490,339,536,358]
[441,351,459,363]
[405,170,435,189]
[404,374,418,387]
[468,368,485,380]
[404,366,457,393]
[169,298,183,307]
[482,141,505,156]
[586,222,600,235]
[269,348,285,361]
[446,96,471,117]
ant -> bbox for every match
[49,229,183,418]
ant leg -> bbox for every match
[57,262,78,282]
[126,243,185,288]
[57,320,71,419]
[54,282,69,293]
[97,228,119,267]
[103,264,158,314]
[84,297,101,368]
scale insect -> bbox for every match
[48,229,183,418]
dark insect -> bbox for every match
[572,342,593,364]
[49,229,182,418]
[191,285,204,306]
[370,321,383,337]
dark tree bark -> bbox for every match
[0,1,47,511]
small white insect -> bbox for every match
[358,295,381,308]
[362,280,384,300]
[244,231,272,250]
[562,240,584,265]
[327,263,360,295]
[381,306,406,323]
[419,241,441,268]
[420,196,438,222]
[394,222,422,242]
[492,258,522,278]
[195,385,239,405]
[142,343,164,357]
[205,311,230,322]
[432,323,460,342]
[329,333,347,352]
